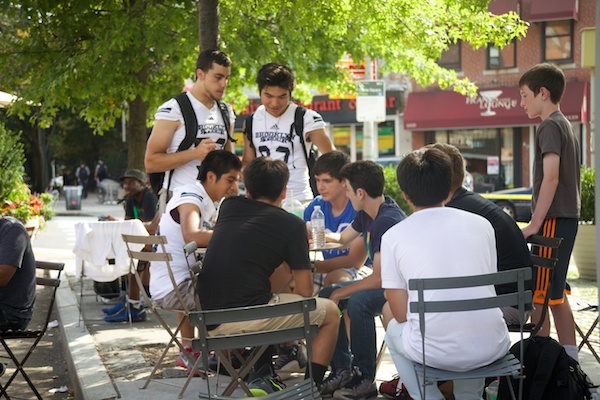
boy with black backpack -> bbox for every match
[145,49,236,213]
[242,63,334,202]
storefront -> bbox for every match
[403,81,589,192]
[233,91,403,159]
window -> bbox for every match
[487,40,516,69]
[438,42,461,71]
[542,20,574,63]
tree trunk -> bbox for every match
[30,123,49,193]
[127,95,148,171]
[198,0,220,51]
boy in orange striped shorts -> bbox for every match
[519,63,581,362]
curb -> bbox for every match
[56,279,118,400]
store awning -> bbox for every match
[404,81,588,131]
[0,91,17,108]
[529,0,578,22]
[488,0,519,15]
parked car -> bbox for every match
[481,187,532,222]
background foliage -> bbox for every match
[580,166,595,224]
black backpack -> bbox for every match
[498,336,593,400]
[244,106,319,197]
[147,93,232,195]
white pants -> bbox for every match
[385,319,485,400]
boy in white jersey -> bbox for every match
[242,63,334,202]
[151,150,241,375]
[145,49,236,196]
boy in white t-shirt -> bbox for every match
[152,150,241,375]
[381,148,510,400]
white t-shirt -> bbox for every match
[381,207,510,371]
[154,92,236,190]
[151,181,218,300]
[249,103,325,202]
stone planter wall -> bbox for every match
[573,224,597,280]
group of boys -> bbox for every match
[103,47,580,400]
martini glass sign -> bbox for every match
[479,90,503,116]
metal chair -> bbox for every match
[122,234,202,399]
[409,267,533,400]
[189,298,320,399]
[0,261,64,399]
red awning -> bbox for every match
[488,0,519,15]
[404,81,588,131]
[528,0,578,22]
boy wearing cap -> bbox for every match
[102,169,158,322]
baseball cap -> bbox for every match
[120,169,146,183]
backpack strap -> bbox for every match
[529,338,564,400]
[294,106,310,164]
[243,113,255,150]
[165,93,199,192]
[216,100,236,143]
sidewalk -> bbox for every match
[32,191,600,399]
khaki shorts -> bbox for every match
[208,293,328,336]
[153,279,197,311]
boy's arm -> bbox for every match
[306,128,335,154]
[178,203,213,247]
[145,120,216,173]
[522,152,560,238]
[291,269,313,298]
[241,121,256,168]
[314,238,367,273]
[384,289,408,323]
[328,252,382,304]
[326,224,360,246]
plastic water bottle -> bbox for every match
[311,205,325,249]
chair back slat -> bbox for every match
[127,249,173,263]
[408,268,532,291]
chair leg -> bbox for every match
[576,315,600,364]
[0,337,45,400]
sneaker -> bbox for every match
[379,375,399,399]
[379,376,414,399]
[247,374,286,396]
[333,368,378,400]
[102,300,125,315]
[103,305,147,323]
[274,344,307,380]
[319,367,353,397]
[177,346,202,376]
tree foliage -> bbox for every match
[0,0,528,169]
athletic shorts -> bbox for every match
[533,217,578,305]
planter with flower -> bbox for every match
[1,182,55,238]
[573,166,596,280]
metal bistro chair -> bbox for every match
[0,261,65,400]
[409,267,533,400]
[507,234,562,336]
[122,234,203,399]
[189,298,321,399]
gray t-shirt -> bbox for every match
[532,111,581,219]
[0,217,36,319]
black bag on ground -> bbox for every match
[498,335,593,400]
[93,279,121,299]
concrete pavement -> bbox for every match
[31,191,600,399]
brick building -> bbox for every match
[404,0,594,192]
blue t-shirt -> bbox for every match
[351,197,407,261]
[304,196,357,260]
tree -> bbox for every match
[0,0,527,171]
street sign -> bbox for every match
[356,80,386,122]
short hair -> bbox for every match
[340,161,384,198]
[196,49,232,73]
[518,63,565,104]
[425,143,464,190]
[313,151,351,181]
[396,148,452,207]
[256,63,295,94]
[244,157,289,202]
[197,150,242,182]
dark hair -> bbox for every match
[396,148,452,207]
[340,161,384,198]
[425,143,464,190]
[256,63,295,94]
[518,63,565,104]
[313,151,351,181]
[197,150,242,182]
[196,49,232,73]
[244,157,289,202]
